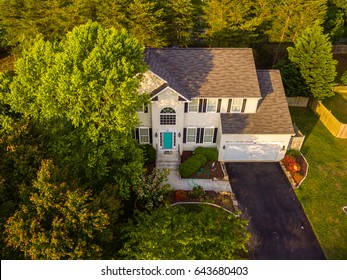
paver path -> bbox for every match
[225,162,326,260]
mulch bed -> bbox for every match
[168,190,236,213]
[281,153,308,187]
[180,151,225,179]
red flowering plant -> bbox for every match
[281,154,305,186]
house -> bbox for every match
[136,48,294,168]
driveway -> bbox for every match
[225,162,326,260]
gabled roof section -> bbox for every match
[221,70,294,135]
[145,48,262,100]
[138,70,166,95]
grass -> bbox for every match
[290,108,347,259]
[322,92,347,123]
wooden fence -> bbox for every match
[287,97,309,107]
[332,45,347,54]
[311,100,347,138]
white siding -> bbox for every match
[150,88,185,151]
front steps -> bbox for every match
[156,151,181,170]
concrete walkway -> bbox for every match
[167,170,232,192]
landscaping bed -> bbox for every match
[180,151,225,179]
[280,151,308,188]
[168,189,237,213]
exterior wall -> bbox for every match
[218,134,292,162]
[138,107,151,127]
[151,88,185,151]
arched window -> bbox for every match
[160,107,176,125]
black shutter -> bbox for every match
[216,99,222,113]
[227,99,232,112]
[183,128,187,143]
[241,99,247,113]
[198,99,203,112]
[200,128,204,143]
[202,99,207,112]
[184,103,188,113]
[135,128,139,141]
[213,128,218,143]
[196,128,201,143]
[149,128,152,144]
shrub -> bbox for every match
[191,154,207,167]
[341,70,347,85]
[175,190,187,201]
[179,157,201,178]
[293,173,304,184]
[139,144,156,165]
[190,186,205,199]
[194,147,218,162]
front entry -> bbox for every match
[163,132,173,149]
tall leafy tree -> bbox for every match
[324,0,347,41]
[266,0,327,43]
[202,0,266,47]
[288,24,337,99]
[5,160,110,259]
[1,22,148,198]
[119,205,249,260]
[163,0,195,46]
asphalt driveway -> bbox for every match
[225,162,326,260]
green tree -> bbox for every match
[1,22,148,198]
[273,60,310,97]
[4,160,109,259]
[266,0,327,43]
[119,205,249,260]
[202,0,266,47]
[163,0,195,46]
[288,24,337,99]
[324,0,347,41]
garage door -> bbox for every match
[225,143,281,161]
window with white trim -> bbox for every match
[188,99,198,112]
[203,127,214,143]
[207,99,217,112]
[230,98,243,113]
[139,128,150,144]
[186,127,197,143]
[160,107,176,125]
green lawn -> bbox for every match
[290,108,347,259]
[322,92,347,123]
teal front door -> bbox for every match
[163,132,173,149]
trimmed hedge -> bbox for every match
[194,147,218,162]
[179,157,201,178]
[139,144,156,164]
[193,154,207,167]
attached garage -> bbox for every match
[224,142,281,161]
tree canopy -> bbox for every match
[5,160,110,259]
[1,22,147,198]
[119,205,249,260]
[288,24,337,99]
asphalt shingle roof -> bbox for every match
[221,70,295,135]
[145,48,262,99]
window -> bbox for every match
[186,128,197,143]
[230,98,243,113]
[188,99,198,112]
[203,127,214,143]
[160,107,176,125]
[137,104,148,113]
[207,99,217,112]
[139,128,149,144]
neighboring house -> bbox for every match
[136,48,294,166]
